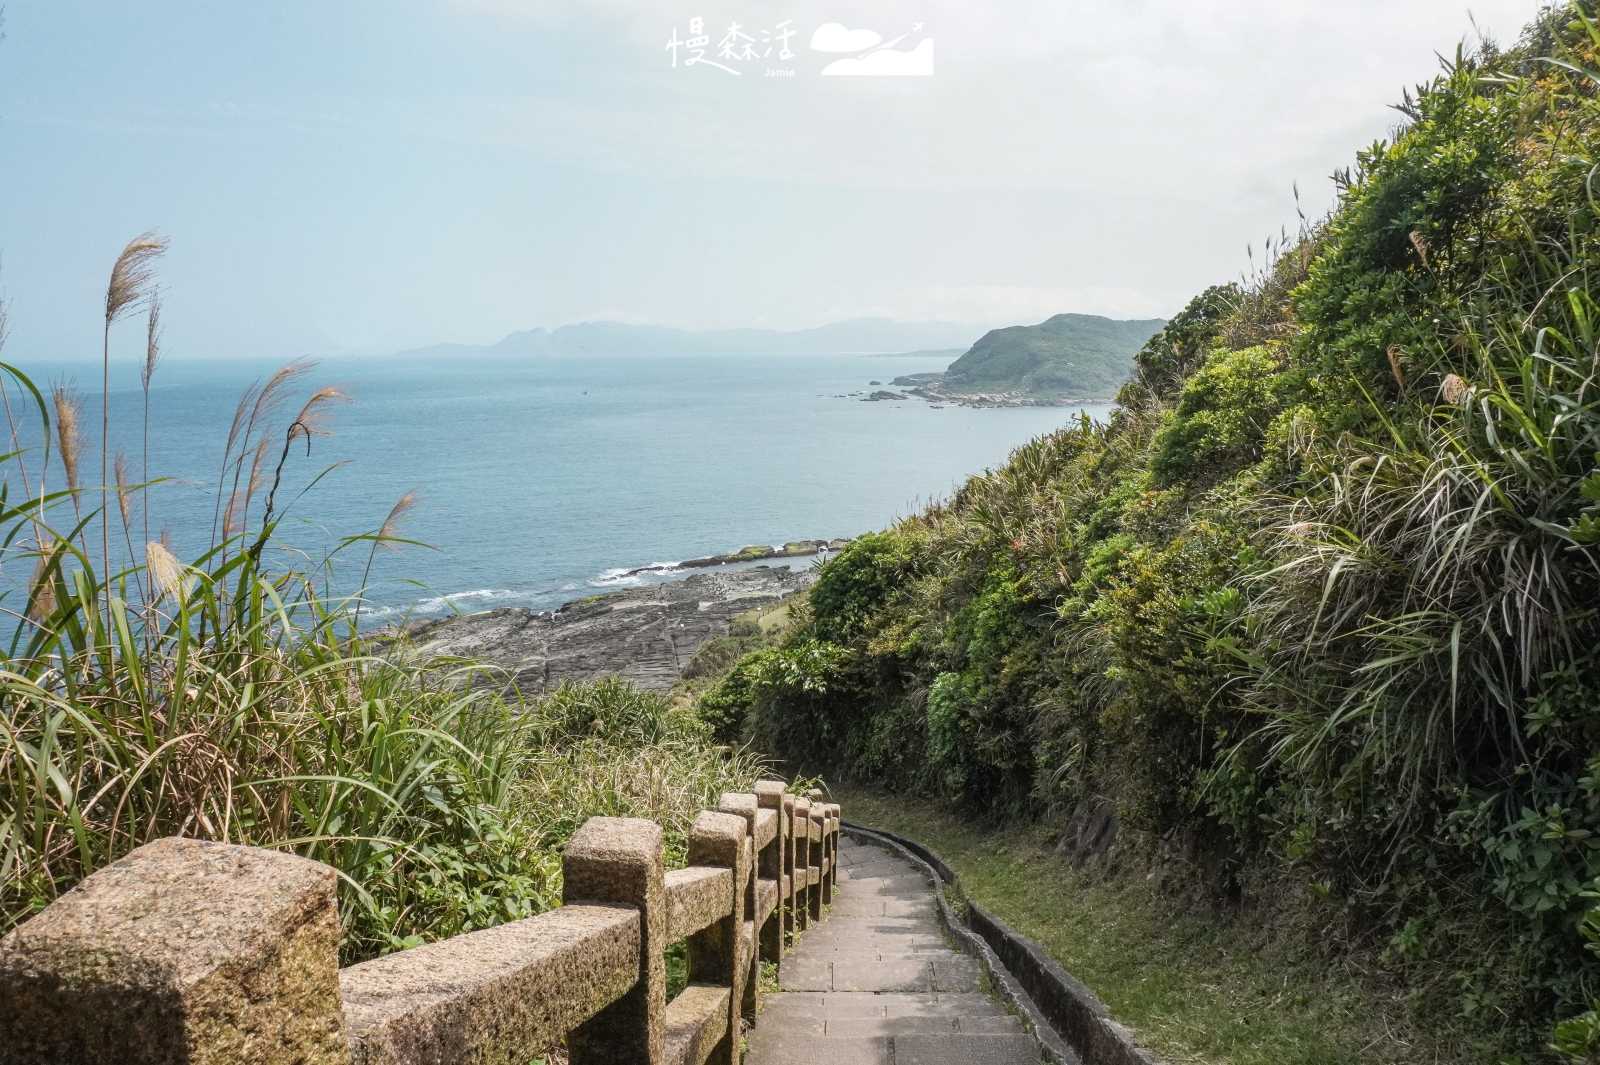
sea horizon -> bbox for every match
[2,350,1114,622]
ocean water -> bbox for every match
[6,352,1111,621]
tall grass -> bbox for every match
[0,242,766,961]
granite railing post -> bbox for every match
[780,793,798,943]
[685,810,750,1065]
[0,837,349,1065]
[717,792,763,1024]
[753,781,786,962]
[825,799,838,901]
[806,797,826,924]
[790,796,811,932]
[563,817,666,1065]
[821,803,840,905]
[807,789,833,909]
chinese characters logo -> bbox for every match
[666,18,932,76]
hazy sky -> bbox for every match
[0,0,1545,362]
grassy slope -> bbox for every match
[943,313,1164,398]
[834,783,1488,1065]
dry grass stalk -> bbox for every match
[1387,345,1407,392]
[0,288,33,503]
[222,491,241,539]
[114,453,132,526]
[28,539,56,623]
[51,384,83,493]
[1409,229,1431,267]
[213,360,314,550]
[145,540,185,603]
[105,232,168,326]
[247,361,314,443]
[142,296,163,392]
[141,297,163,551]
[288,386,353,442]
[246,436,271,510]
[376,489,419,549]
[102,233,167,656]
[354,489,421,630]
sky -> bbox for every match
[0,0,1549,363]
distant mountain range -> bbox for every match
[944,313,1165,400]
[392,318,990,358]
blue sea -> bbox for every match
[5,352,1110,622]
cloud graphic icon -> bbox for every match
[821,37,934,76]
[811,23,883,52]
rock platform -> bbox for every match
[376,565,814,694]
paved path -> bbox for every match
[745,834,1040,1065]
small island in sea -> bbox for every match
[888,313,1165,407]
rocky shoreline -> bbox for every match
[374,559,825,693]
[889,371,1105,408]
[629,537,852,576]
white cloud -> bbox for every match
[822,39,934,76]
[810,23,883,52]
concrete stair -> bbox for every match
[745,838,1041,1065]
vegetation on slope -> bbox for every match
[0,244,762,962]
[840,784,1471,1065]
[943,313,1165,399]
[701,7,1600,1057]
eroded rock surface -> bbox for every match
[382,565,814,694]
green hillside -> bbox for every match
[943,313,1165,399]
[696,8,1600,1058]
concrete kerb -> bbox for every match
[841,821,1164,1065]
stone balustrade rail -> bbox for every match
[0,782,841,1065]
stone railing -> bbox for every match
[0,782,840,1065]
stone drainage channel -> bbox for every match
[746,825,1161,1065]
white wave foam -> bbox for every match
[408,588,524,614]
[589,560,684,588]
[589,568,643,587]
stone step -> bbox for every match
[824,1014,1028,1037]
[759,992,1011,1021]
[828,896,936,918]
[751,832,1044,1064]
[743,1033,887,1065]
[840,859,915,879]
[743,1032,1040,1065]
[756,1013,1027,1037]
[836,875,932,896]
[801,916,943,933]
[786,940,955,954]
[780,955,983,993]
[895,1033,1041,1064]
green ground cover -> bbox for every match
[836,784,1480,1065]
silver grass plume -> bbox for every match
[105,232,167,326]
[51,384,83,492]
[145,540,188,603]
